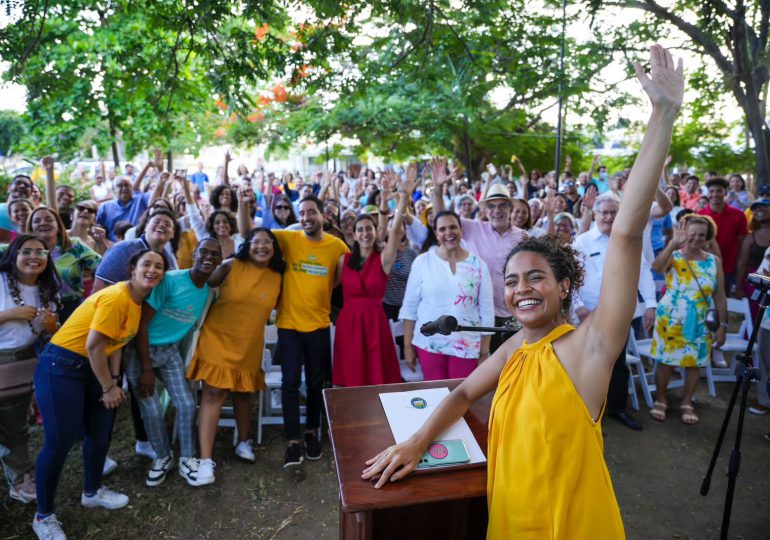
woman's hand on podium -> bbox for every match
[361,438,425,488]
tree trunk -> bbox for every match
[107,114,120,169]
[743,85,770,189]
[167,150,173,172]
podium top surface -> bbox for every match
[323,379,491,513]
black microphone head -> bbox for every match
[420,321,438,336]
[436,315,458,335]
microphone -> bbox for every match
[420,315,458,336]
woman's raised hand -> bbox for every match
[429,157,448,189]
[399,170,417,197]
[361,439,425,488]
[672,221,687,248]
[634,44,684,113]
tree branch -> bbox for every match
[17,0,49,75]
[761,0,770,52]
[391,0,434,69]
[606,0,735,75]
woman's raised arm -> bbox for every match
[583,45,683,376]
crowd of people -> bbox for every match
[0,45,766,539]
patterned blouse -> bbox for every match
[52,238,102,301]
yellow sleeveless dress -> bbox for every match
[487,324,625,539]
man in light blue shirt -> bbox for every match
[124,238,222,488]
[96,177,151,240]
[589,165,611,194]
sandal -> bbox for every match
[649,401,667,422]
[680,404,699,425]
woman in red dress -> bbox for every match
[332,170,412,387]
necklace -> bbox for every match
[7,273,43,335]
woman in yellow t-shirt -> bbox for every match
[362,45,684,539]
[31,250,167,540]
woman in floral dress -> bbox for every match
[649,215,727,424]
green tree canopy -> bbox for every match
[0,109,26,156]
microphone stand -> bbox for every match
[451,324,516,334]
[700,286,768,539]
[421,317,521,337]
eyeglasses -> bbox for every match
[595,210,618,217]
[76,205,96,214]
[18,248,49,257]
[251,239,274,246]
[150,221,174,230]
[275,205,291,211]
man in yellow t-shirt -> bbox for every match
[273,195,348,471]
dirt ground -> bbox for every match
[2,381,769,540]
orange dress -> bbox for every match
[187,260,280,392]
[487,324,625,539]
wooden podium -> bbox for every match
[323,379,492,540]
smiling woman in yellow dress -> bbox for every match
[362,45,684,539]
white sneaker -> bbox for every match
[235,439,256,463]
[179,457,202,486]
[102,456,118,477]
[32,513,66,540]
[80,487,129,510]
[10,473,36,503]
[196,459,215,486]
[146,455,174,487]
[135,440,157,460]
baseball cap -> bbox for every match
[750,198,770,210]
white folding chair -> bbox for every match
[257,325,312,444]
[710,298,757,387]
[626,331,690,405]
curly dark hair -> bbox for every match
[210,185,238,213]
[504,235,585,314]
[235,227,286,274]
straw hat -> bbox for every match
[482,184,512,204]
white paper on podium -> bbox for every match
[378,387,486,464]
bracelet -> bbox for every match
[111,374,120,381]
[719,322,729,328]
[102,384,115,394]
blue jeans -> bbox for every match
[34,344,113,515]
[278,328,329,441]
